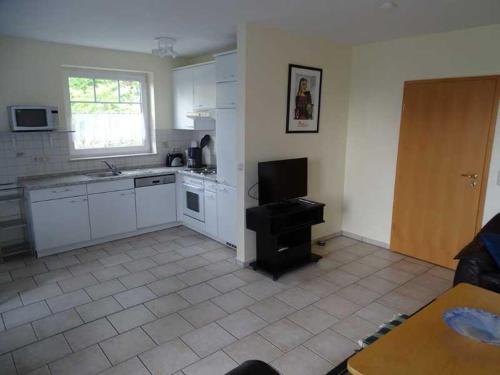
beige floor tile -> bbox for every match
[208,274,246,293]
[258,319,312,352]
[378,291,426,314]
[3,301,51,329]
[13,334,71,374]
[374,267,415,285]
[336,284,381,306]
[119,271,156,289]
[339,261,378,278]
[271,346,332,375]
[182,351,237,375]
[248,297,295,323]
[49,345,111,375]
[288,305,338,334]
[314,294,361,319]
[179,301,227,328]
[217,309,267,338]
[85,279,125,301]
[356,274,399,294]
[274,287,320,309]
[107,305,156,333]
[99,328,155,365]
[321,269,360,287]
[99,357,150,375]
[223,333,283,364]
[179,283,220,304]
[355,302,398,325]
[145,293,190,317]
[211,290,255,313]
[147,276,187,296]
[304,329,358,365]
[0,324,37,355]
[181,322,236,357]
[76,296,123,322]
[46,290,92,313]
[114,286,156,308]
[331,315,377,342]
[139,338,199,375]
[142,313,194,344]
[64,318,117,351]
[32,309,83,339]
[239,279,284,301]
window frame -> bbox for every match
[63,67,155,160]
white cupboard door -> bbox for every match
[216,109,237,187]
[204,190,218,238]
[88,190,137,239]
[217,184,237,247]
[136,184,176,228]
[173,68,194,129]
[215,53,237,83]
[193,63,216,110]
[31,196,91,251]
[216,81,237,109]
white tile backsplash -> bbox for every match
[0,129,215,184]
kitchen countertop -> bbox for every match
[177,169,218,182]
[19,166,184,190]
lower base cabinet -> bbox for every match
[31,196,91,250]
[88,189,137,239]
[217,183,237,246]
[204,189,218,238]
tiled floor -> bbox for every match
[0,227,454,375]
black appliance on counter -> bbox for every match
[166,153,184,167]
[187,147,202,168]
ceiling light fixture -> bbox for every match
[380,1,399,10]
[152,37,178,59]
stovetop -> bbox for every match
[182,166,217,175]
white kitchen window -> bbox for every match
[63,68,154,159]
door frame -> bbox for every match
[394,75,500,239]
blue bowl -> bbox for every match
[443,307,500,345]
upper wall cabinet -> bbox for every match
[215,52,237,83]
[173,68,194,130]
[173,62,216,130]
[193,63,216,110]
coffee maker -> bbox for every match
[187,147,202,168]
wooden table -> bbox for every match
[348,283,500,375]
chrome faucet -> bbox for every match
[102,161,121,175]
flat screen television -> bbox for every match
[258,158,307,205]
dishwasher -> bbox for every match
[135,174,177,229]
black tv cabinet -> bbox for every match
[246,198,324,280]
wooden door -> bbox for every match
[391,76,499,269]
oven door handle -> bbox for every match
[183,183,204,191]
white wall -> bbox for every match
[0,35,174,131]
[239,24,352,262]
[343,24,500,245]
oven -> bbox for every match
[182,176,205,222]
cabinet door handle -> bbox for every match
[70,198,87,203]
[52,188,71,193]
[277,247,289,252]
[121,192,135,196]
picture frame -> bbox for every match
[286,64,323,133]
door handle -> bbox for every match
[461,173,478,179]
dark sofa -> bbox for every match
[453,213,500,293]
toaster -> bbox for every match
[166,153,184,167]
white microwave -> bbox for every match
[8,106,59,131]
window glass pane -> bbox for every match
[69,77,94,102]
[119,80,141,103]
[71,103,145,150]
[95,79,119,102]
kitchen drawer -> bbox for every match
[87,179,134,194]
[30,184,87,202]
[204,180,217,192]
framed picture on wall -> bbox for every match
[286,64,323,133]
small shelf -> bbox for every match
[0,241,32,258]
[0,219,26,230]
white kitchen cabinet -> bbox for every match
[31,196,91,251]
[215,109,237,187]
[193,63,216,110]
[88,189,137,239]
[204,189,218,238]
[215,52,237,83]
[136,184,176,228]
[216,81,237,109]
[173,68,194,130]
[217,183,237,247]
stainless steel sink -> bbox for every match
[86,171,122,178]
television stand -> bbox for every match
[246,198,325,280]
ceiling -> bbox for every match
[0,0,499,57]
